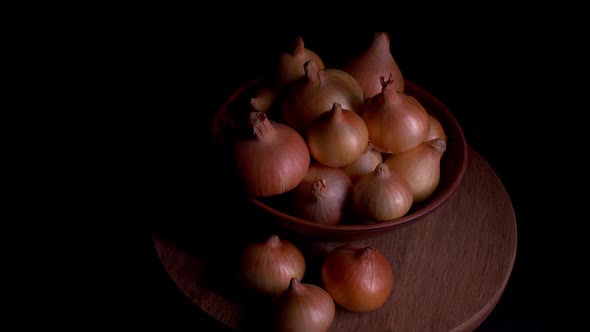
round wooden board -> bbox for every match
[152,147,517,332]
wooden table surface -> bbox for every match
[152,147,517,332]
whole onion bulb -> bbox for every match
[362,76,429,154]
[272,278,335,332]
[231,112,310,197]
[353,163,413,221]
[239,234,306,296]
[321,243,394,312]
[307,103,369,168]
[290,163,353,225]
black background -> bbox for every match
[2,2,589,331]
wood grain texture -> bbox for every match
[152,147,517,332]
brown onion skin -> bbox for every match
[307,103,369,168]
[232,112,310,197]
[342,32,404,99]
[249,86,275,113]
[341,142,383,183]
[282,60,364,135]
[353,163,413,221]
[276,36,325,90]
[290,163,353,225]
[272,278,335,332]
[321,243,394,312]
[362,76,429,154]
[239,235,306,296]
[425,114,447,142]
[385,138,447,203]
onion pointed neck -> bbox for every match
[360,246,376,259]
[304,60,322,83]
[380,75,398,100]
[428,138,447,153]
[289,278,304,294]
[293,36,305,56]
[266,234,281,248]
[330,103,344,120]
[372,32,391,52]
[375,163,390,176]
[312,179,327,200]
[249,112,275,140]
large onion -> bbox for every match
[307,103,369,168]
[231,112,310,197]
[321,243,394,312]
[362,76,429,154]
[290,163,353,225]
[352,163,413,221]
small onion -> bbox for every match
[362,76,430,154]
[307,103,369,167]
[341,141,383,183]
[282,60,364,134]
[272,278,336,332]
[231,112,310,197]
[290,163,353,225]
[352,163,413,221]
[276,36,325,90]
[239,234,306,296]
[385,138,447,203]
[321,243,394,312]
[342,32,404,99]
[425,114,447,142]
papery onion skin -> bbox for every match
[321,243,394,312]
[249,86,275,113]
[239,235,306,296]
[425,114,447,142]
[307,103,369,168]
[352,163,413,221]
[342,32,404,99]
[282,60,364,135]
[341,141,383,183]
[232,112,310,197]
[362,76,429,154]
[291,163,353,225]
[276,36,325,90]
[385,138,447,203]
[273,278,335,332]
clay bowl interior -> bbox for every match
[211,78,468,242]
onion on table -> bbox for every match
[321,243,394,312]
[217,30,457,330]
[238,234,306,296]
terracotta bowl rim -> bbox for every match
[212,78,469,234]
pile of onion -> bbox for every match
[220,32,454,328]
[228,33,448,222]
[237,234,395,330]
